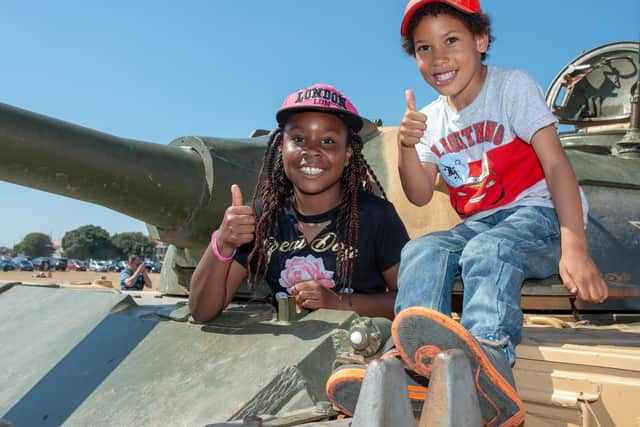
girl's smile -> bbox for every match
[282,111,352,214]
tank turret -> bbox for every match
[544,41,640,312]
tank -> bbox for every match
[0,41,639,426]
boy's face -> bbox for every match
[412,13,488,110]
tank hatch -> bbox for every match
[546,41,639,127]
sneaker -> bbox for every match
[392,307,525,427]
[325,353,428,417]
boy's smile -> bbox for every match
[413,13,488,111]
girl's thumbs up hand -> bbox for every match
[217,184,256,252]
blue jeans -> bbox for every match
[395,206,561,365]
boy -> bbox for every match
[392,0,608,425]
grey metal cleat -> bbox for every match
[418,349,482,427]
[351,357,415,427]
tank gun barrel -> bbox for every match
[0,102,267,248]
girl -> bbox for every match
[189,83,409,322]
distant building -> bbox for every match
[153,240,168,262]
[52,240,63,258]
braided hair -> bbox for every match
[247,127,386,293]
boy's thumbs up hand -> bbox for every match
[406,89,417,112]
[398,89,427,148]
[217,184,256,253]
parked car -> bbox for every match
[31,257,52,271]
[50,258,67,271]
[89,260,108,272]
[0,258,16,271]
[151,262,162,273]
[106,260,124,272]
[67,259,87,271]
[16,259,34,271]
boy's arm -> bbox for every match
[532,124,608,303]
[434,172,449,194]
[397,90,438,205]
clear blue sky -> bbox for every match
[1,1,639,248]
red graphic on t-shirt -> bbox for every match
[431,120,506,157]
[447,137,545,217]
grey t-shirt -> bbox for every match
[416,65,586,221]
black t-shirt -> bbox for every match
[235,191,409,301]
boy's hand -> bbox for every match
[398,89,428,148]
[559,247,608,303]
[217,184,256,253]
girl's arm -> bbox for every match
[532,124,608,303]
[189,184,256,321]
[189,247,247,321]
[341,263,399,319]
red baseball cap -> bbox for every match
[401,0,482,37]
[276,83,363,132]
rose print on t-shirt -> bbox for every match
[278,255,335,293]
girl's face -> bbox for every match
[282,111,352,206]
[412,13,488,111]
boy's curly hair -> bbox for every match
[402,3,494,61]
[247,128,386,294]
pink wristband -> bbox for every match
[211,230,236,263]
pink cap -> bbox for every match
[401,0,482,37]
[276,83,363,132]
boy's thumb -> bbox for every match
[231,184,243,207]
[405,89,417,112]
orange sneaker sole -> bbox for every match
[326,364,427,417]
[392,307,525,427]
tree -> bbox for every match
[62,225,118,259]
[13,233,54,257]
[112,232,155,259]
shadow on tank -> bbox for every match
[1,41,639,426]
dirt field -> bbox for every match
[0,270,161,289]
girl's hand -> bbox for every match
[217,184,256,254]
[559,247,608,303]
[398,90,427,148]
[290,281,343,310]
